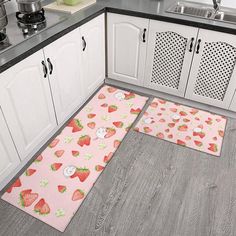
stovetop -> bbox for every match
[0,9,68,53]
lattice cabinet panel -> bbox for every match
[144,20,198,97]
[186,29,236,109]
[151,31,187,89]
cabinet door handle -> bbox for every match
[41,61,48,78]
[189,37,194,52]
[47,58,53,75]
[196,39,202,54]
[142,28,147,43]
[82,36,87,51]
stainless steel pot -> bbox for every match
[0,4,7,31]
[16,0,42,14]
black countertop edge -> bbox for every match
[0,8,105,74]
[106,7,236,35]
[1,5,236,74]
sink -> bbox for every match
[166,1,236,25]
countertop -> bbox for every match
[1,0,236,73]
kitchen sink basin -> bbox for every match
[166,1,236,25]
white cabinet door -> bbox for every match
[144,20,198,97]
[80,14,105,97]
[0,50,57,160]
[108,13,149,86]
[0,108,20,182]
[44,28,85,124]
[185,29,236,109]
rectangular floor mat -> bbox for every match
[1,85,148,232]
[134,98,227,156]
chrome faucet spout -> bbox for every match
[213,0,221,12]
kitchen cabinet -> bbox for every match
[44,28,85,124]
[0,50,57,160]
[0,108,20,183]
[107,13,149,86]
[80,14,105,96]
[144,20,198,97]
[185,29,236,109]
[230,91,236,112]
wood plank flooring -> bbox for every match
[1,98,236,236]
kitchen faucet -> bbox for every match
[212,0,221,12]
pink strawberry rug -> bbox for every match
[1,85,148,232]
[134,98,227,156]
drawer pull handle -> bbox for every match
[196,39,202,54]
[142,28,147,43]
[41,61,48,78]
[82,36,87,51]
[47,58,53,75]
[189,37,194,52]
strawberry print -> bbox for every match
[25,169,36,176]
[34,199,50,215]
[70,168,90,182]
[6,178,22,193]
[78,135,91,147]
[58,185,66,193]
[1,85,148,232]
[130,108,141,115]
[51,163,63,171]
[20,189,38,207]
[72,189,85,201]
[108,105,118,113]
[67,119,83,132]
[134,97,226,156]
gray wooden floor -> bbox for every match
[1,100,236,236]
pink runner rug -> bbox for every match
[1,85,148,232]
[135,98,227,156]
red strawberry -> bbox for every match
[54,150,64,158]
[130,108,141,115]
[185,136,191,141]
[72,189,85,201]
[34,155,43,163]
[104,152,113,163]
[98,93,106,99]
[6,178,22,193]
[114,140,121,148]
[49,139,59,148]
[25,169,36,176]
[107,87,117,93]
[213,137,218,141]
[158,99,166,104]
[159,119,165,123]
[101,103,108,108]
[168,134,173,139]
[208,143,218,153]
[34,199,50,215]
[161,108,166,111]
[51,163,62,171]
[20,189,38,207]
[105,128,116,138]
[178,124,188,132]
[218,130,224,137]
[179,111,187,116]
[108,105,118,113]
[193,131,205,139]
[194,140,203,147]
[150,102,158,108]
[87,113,96,119]
[124,92,135,100]
[195,117,200,121]
[133,127,140,132]
[87,122,96,129]
[183,118,190,123]
[70,168,90,182]
[67,119,83,132]
[170,108,177,113]
[177,140,186,146]
[72,150,80,157]
[95,165,105,171]
[168,123,175,128]
[78,135,91,147]
[156,133,164,139]
[113,121,124,128]
[58,185,66,193]
[205,120,213,125]
[190,109,199,115]
[165,129,170,133]
[144,127,152,133]
[157,113,162,116]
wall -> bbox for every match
[191,0,236,8]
